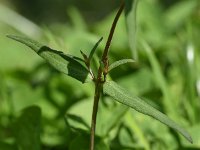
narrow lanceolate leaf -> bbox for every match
[108,59,135,72]
[88,37,103,61]
[125,0,139,59]
[7,35,91,83]
[103,81,193,143]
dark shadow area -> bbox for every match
[7,0,121,24]
[37,46,89,83]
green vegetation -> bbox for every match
[0,0,200,150]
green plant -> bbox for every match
[7,1,193,150]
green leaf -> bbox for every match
[108,59,135,72]
[65,113,90,131]
[103,81,193,143]
[7,35,91,83]
[142,41,177,116]
[88,37,103,61]
[69,132,110,150]
[0,141,17,150]
[165,0,197,30]
[125,0,139,59]
[97,104,128,136]
[12,106,41,150]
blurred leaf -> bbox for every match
[165,0,197,30]
[124,112,150,150]
[7,35,91,83]
[65,114,90,131]
[67,6,87,31]
[103,81,193,143]
[67,98,93,127]
[108,59,135,72]
[13,106,41,150]
[125,0,139,59]
[118,68,154,95]
[97,104,128,137]
[0,4,42,38]
[142,41,176,116]
[0,141,17,150]
[69,132,110,150]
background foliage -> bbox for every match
[0,0,200,149]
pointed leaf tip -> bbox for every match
[103,81,193,143]
[88,37,103,61]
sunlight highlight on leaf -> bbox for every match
[7,35,91,83]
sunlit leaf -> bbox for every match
[103,81,193,143]
[13,106,41,150]
[108,59,135,72]
[125,0,139,59]
[88,37,103,61]
[7,35,91,83]
[65,113,90,131]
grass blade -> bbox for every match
[125,0,139,59]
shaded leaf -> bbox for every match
[103,81,193,143]
[0,141,17,150]
[7,35,91,83]
[108,59,135,72]
[65,113,90,131]
[13,106,41,150]
[69,132,110,150]
[125,0,139,59]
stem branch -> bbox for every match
[90,2,124,150]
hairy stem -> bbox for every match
[90,1,124,150]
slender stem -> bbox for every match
[101,1,125,63]
[90,2,125,150]
[90,81,101,150]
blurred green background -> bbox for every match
[0,0,200,149]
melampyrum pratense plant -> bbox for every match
[7,1,193,150]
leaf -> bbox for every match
[97,104,128,136]
[88,37,103,61]
[12,106,41,150]
[7,35,91,83]
[165,0,197,30]
[125,0,139,59]
[108,59,135,72]
[65,113,90,131]
[103,81,193,143]
[142,41,177,117]
[0,141,17,150]
[69,132,110,150]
